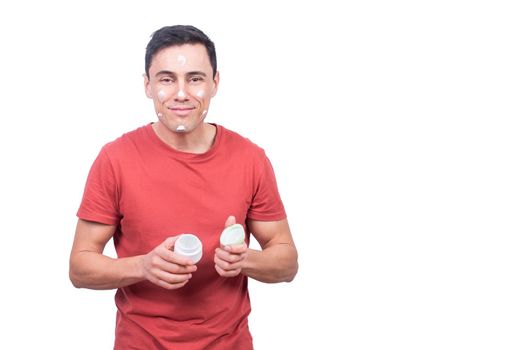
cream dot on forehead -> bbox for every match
[177,55,187,66]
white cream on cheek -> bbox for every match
[157,90,166,101]
[196,90,205,98]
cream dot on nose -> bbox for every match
[178,90,186,98]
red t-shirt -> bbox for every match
[77,123,286,349]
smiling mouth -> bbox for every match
[169,106,194,111]
[168,106,195,116]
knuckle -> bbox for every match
[156,279,167,288]
[166,275,182,284]
[169,264,180,274]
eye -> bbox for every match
[189,76,204,84]
[160,77,174,84]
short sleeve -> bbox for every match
[247,155,287,221]
[77,148,121,225]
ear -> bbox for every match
[144,73,153,99]
[211,71,220,98]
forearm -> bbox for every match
[241,243,298,283]
[69,251,145,290]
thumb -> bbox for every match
[224,215,236,227]
[163,235,180,250]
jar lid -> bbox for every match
[220,224,245,246]
[174,234,203,263]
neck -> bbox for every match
[152,122,217,154]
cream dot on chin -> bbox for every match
[176,125,186,132]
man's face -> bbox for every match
[145,44,219,134]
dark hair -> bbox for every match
[145,25,217,78]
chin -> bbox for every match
[170,123,195,134]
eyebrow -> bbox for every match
[155,70,208,78]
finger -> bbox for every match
[223,242,248,254]
[157,279,190,290]
[167,251,198,266]
[215,248,246,264]
[152,256,197,274]
[215,264,241,277]
[163,236,180,250]
[214,253,243,271]
[155,270,193,285]
[156,240,196,266]
[224,215,236,227]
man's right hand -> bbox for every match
[140,236,198,290]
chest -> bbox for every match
[116,154,254,252]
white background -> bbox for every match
[0,1,522,349]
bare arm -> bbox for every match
[243,218,298,283]
[214,217,298,283]
[69,219,196,290]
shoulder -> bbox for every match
[218,124,267,161]
[100,124,150,159]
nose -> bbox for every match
[175,82,188,101]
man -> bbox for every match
[69,25,298,349]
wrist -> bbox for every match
[240,248,257,275]
[134,255,147,281]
